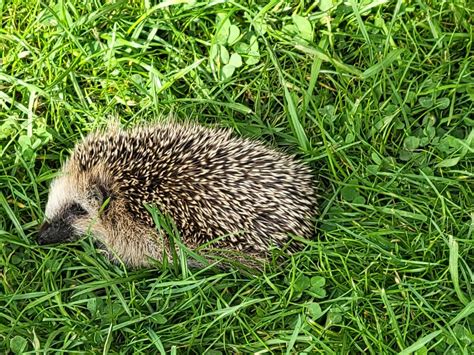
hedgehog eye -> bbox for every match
[68,202,88,217]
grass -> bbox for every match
[1,0,473,353]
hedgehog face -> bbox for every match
[38,174,108,246]
[39,166,166,267]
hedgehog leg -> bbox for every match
[92,239,122,264]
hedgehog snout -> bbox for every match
[38,202,89,245]
[38,219,77,245]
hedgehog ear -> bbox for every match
[91,180,112,207]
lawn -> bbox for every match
[1,0,473,353]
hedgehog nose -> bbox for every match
[37,219,77,245]
[37,221,51,245]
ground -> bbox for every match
[0,0,473,353]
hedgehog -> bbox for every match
[38,121,317,268]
